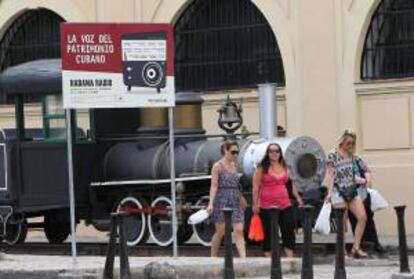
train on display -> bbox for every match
[0,59,327,247]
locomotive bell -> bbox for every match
[217,95,243,134]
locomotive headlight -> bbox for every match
[297,153,318,179]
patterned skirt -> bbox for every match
[211,188,244,223]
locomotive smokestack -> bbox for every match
[258,83,277,139]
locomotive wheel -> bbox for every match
[193,196,215,247]
[148,196,174,247]
[116,196,149,246]
[177,215,193,244]
[44,214,71,244]
[4,218,27,245]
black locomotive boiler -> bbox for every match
[0,59,327,247]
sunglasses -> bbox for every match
[268,149,281,154]
[230,150,239,155]
[344,141,355,147]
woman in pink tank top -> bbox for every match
[252,143,303,257]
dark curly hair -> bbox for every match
[259,143,286,174]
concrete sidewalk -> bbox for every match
[24,231,414,256]
[254,265,398,279]
[0,254,301,279]
[298,234,414,248]
[251,257,412,279]
[25,221,414,251]
[0,254,414,279]
[0,253,411,278]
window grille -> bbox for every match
[0,9,64,102]
[174,0,285,92]
[362,0,414,80]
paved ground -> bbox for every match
[0,253,410,279]
[26,220,414,249]
[254,265,399,279]
[11,219,414,278]
[0,255,301,278]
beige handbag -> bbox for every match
[239,192,248,210]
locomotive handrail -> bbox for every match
[94,132,260,142]
[90,175,212,187]
[0,128,6,142]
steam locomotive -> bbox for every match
[0,59,327,247]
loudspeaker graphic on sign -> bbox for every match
[121,32,167,93]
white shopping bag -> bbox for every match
[314,201,332,235]
[188,209,209,225]
[368,188,389,212]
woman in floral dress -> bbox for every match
[206,140,246,258]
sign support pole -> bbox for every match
[168,106,178,258]
[65,108,77,265]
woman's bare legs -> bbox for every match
[233,222,246,258]
[211,223,225,257]
[211,222,246,258]
[284,248,294,257]
[348,197,367,256]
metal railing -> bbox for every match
[101,201,411,279]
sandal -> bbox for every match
[344,251,351,259]
[351,247,368,259]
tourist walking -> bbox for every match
[206,140,246,258]
[252,143,303,257]
[325,129,368,258]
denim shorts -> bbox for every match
[331,188,363,206]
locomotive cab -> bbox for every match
[0,59,96,245]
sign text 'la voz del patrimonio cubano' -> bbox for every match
[61,23,175,109]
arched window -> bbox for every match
[174,0,285,92]
[362,0,414,80]
[0,9,64,72]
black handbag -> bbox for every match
[336,184,358,202]
[336,156,358,202]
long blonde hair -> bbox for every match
[337,128,356,153]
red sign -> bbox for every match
[61,23,174,74]
[61,23,175,108]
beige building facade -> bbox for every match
[0,0,413,235]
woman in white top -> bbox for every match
[325,129,368,258]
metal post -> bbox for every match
[223,208,235,279]
[119,215,131,279]
[334,208,346,279]
[257,83,277,139]
[103,214,118,279]
[270,208,282,279]
[301,206,314,279]
[65,108,77,265]
[168,107,178,258]
[394,205,411,273]
[15,95,25,140]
